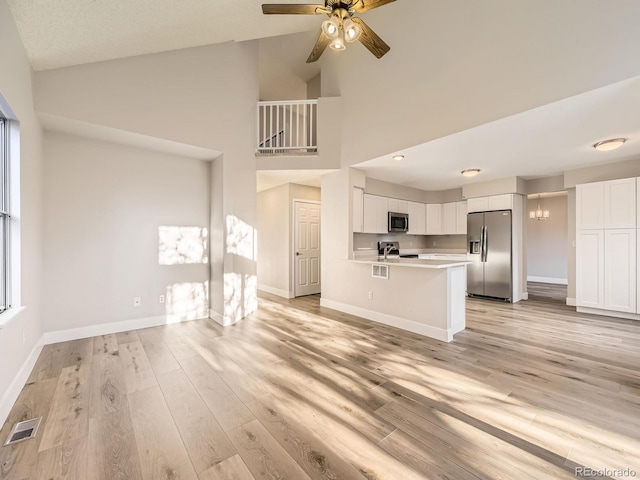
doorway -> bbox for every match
[293,200,321,297]
[526,191,569,303]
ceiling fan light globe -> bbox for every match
[322,18,340,39]
[343,18,361,42]
[329,34,346,51]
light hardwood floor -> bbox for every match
[1,293,639,479]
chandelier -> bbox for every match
[529,194,550,221]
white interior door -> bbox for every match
[294,201,321,297]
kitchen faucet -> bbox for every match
[383,244,394,260]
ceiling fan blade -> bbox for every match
[306,32,331,63]
[351,17,390,59]
[262,4,326,15]
[352,0,396,13]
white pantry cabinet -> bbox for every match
[353,187,364,233]
[407,201,426,235]
[603,229,636,313]
[604,178,636,229]
[426,204,442,235]
[363,194,388,234]
[576,230,605,309]
[576,176,640,316]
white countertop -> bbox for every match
[351,257,470,269]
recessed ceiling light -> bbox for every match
[392,154,404,161]
[461,169,481,177]
[593,138,626,151]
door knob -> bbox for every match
[296,252,301,256]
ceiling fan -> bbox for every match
[262,0,395,63]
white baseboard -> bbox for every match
[566,297,577,307]
[527,276,568,285]
[577,306,640,321]
[0,337,44,429]
[258,284,293,299]
[42,313,203,345]
[320,298,452,342]
[208,309,233,327]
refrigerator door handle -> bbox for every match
[481,226,487,262]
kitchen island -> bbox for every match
[320,256,469,342]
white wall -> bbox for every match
[33,40,260,326]
[526,195,568,283]
[319,1,640,167]
[0,0,45,424]
[257,184,290,296]
[43,132,211,331]
[257,183,320,298]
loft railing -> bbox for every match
[257,100,318,155]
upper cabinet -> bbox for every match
[466,194,513,213]
[604,178,636,229]
[577,178,636,230]
[576,182,605,230]
[456,201,467,234]
[426,204,443,235]
[358,193,467,236]
[353,187,364,233]
[387,198,408,214]
[407,201,426,235]
[442,203,457,234]
[363,194,388,234]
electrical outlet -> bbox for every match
[432,240,437,246]
[368,291,373,300]
[133,297,141,307]
[159,295,165,304]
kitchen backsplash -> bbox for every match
[354,233,466,251]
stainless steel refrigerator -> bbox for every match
[467,210,512,301]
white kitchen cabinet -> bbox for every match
[426,204,442,235]
[637,179,640,228]
[604,178,636,229]
[456,201,467,234]
[407,201,426,235]
[363,194,388,234]
[604,229,636,313]
[466,195,512,213]
[466,197,489,213]
[387,198,408,214]
[576,182,605,230]
[576,230,605,309]
[442,203,457,234]
[353,187,364,233]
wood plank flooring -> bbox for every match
[1,293,639,479]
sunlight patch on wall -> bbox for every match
[224,273,258,324]
[166,281,209,322]
[159,226,208,265]
[226,215,257,261]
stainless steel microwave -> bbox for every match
[388,212,409,232]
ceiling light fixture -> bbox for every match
[343,18,362,43]
[322,17,340,39]
[461,169,481,177]
[529,194,550,221]
[329,32,346,51]
[593,138,626,151]
[392,154,404,161]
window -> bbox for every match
[0,116,10,313]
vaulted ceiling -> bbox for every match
[8,0,640,192]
